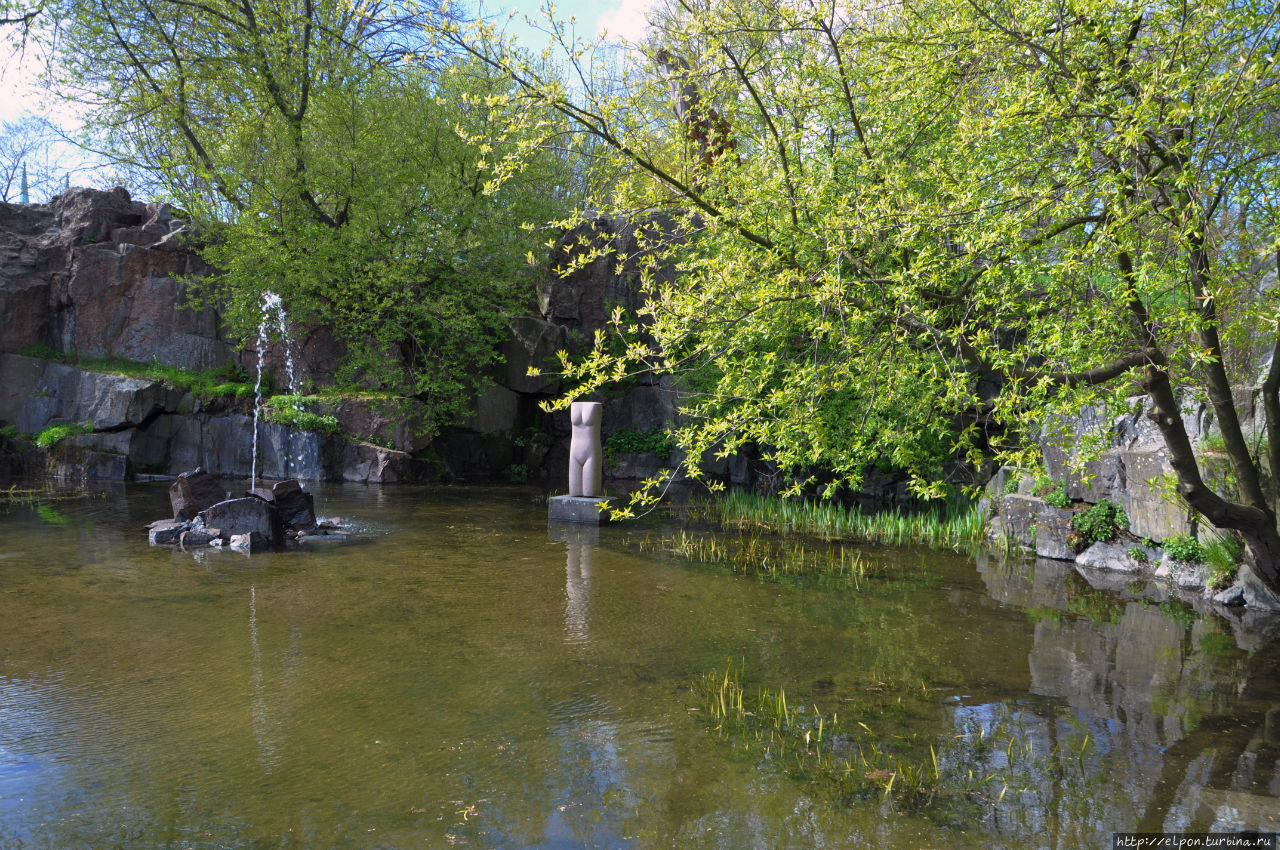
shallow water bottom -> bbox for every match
[1,483,1279,848]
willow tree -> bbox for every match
[44,0,574,433]
[442,0,1280,587]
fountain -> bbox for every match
[251,291,300,491]
[143,292,349,553]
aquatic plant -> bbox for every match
[707,491,987,550]
[693,664,1088,814]
[634,528,878,587]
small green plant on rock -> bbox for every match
[1043,484,1070,508]
[1032,473,1070,508]
[34,420,94,448]
[1071,500,1127,544]
[1163,534,1203,564]
[263,396,340,435]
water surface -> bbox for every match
[2,484,1279,847]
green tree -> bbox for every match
[44,0,574,433]
[443,0,1280,591]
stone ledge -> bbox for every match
[548,495,609,524]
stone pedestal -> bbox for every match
[548,494,609,524]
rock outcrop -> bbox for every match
[0,187,232,369]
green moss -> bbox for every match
[21,347,257,402]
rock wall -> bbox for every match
[0,353,426,484]
[0,187,233,369]
[984,389,1280,610]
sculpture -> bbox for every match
[568,401,603,498]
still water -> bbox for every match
[2,483,1279,848]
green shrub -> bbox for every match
[1127,546,1149,564]
[1032,474,1070,507]
[1163,534,1203,564]
[34,420,94,448]
[1071,500,1128,543]
[1002,472,1021,495]
[604,427,677,463]
[1043,484,1070,508]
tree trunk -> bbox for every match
[1142,364,1280,595]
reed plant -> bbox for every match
[0,484,94,506]
[709,491,987,551]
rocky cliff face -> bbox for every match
[0,187,233,369]
[0,193,697,488]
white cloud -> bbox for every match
[596,0,656,44]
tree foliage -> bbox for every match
[444,0,1280,585]
[45,0,575,434]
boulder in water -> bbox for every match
[149,520,189,545]
[195,497,282,547]
[272,479,316,531]
[228,531,269,552]
[169,468,230,520]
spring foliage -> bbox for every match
[442,0,1280,583]
[44,0,575,437]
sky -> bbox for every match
[0,0,656,194]
[0,0,656,125]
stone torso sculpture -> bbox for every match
[568,401,603,498]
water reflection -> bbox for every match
[1,486,1280,847]
[550,524,598,646]
[971,551,1280,837]
[248,585,279,772]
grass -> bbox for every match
[1202,533,1242,590]
[707,490,987,551]
[22,343,256,401]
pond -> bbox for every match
[2,484,1279,847]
